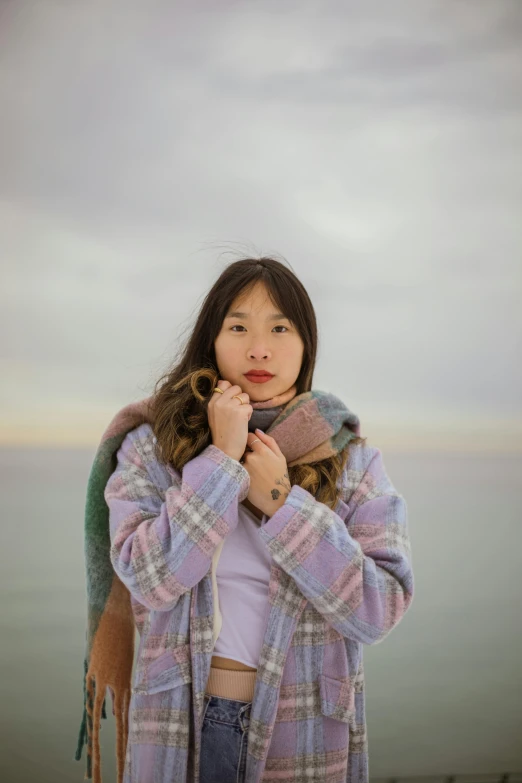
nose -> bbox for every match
[248,346,270,359]
[248,339,270,361]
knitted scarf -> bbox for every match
[74,385,361,783]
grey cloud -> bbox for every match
[0,0,521,444]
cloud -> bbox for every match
[1,0,520,447]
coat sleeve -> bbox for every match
[258,445,414,644]
[104,428,250,612]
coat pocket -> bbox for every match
[132,643,192,695]
[318,673,355,724]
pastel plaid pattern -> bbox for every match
[103,422,414,782]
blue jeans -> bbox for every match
[199,693,252,783]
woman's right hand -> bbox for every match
[207,379,253,462]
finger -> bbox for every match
[246,432,264,450]
[216,379,233,394]
[252,429,282,454]
[221,384,248,402]
[233,392,250,404]
[247,429,274,452]
[209,379,231,402]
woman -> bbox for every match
[76,257,414,783]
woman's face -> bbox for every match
[214,281,304,402]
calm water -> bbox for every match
[0,447,521,782]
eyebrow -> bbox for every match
[225,311,290,321]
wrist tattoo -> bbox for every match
[270,472,291,502]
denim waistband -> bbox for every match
[202,693,252,733]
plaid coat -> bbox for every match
[104,422,414,783]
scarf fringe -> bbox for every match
[74,660,108,781]
[75,658,130,783]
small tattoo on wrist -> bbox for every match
[270,474,291,502]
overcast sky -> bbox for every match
[1,0,521,451]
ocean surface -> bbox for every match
[1,446,521,782]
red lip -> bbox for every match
[245,371,274,377]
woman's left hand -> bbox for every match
[241,429,291,517]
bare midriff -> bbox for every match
[211,655,257,671]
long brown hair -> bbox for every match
[148,256,366,510]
